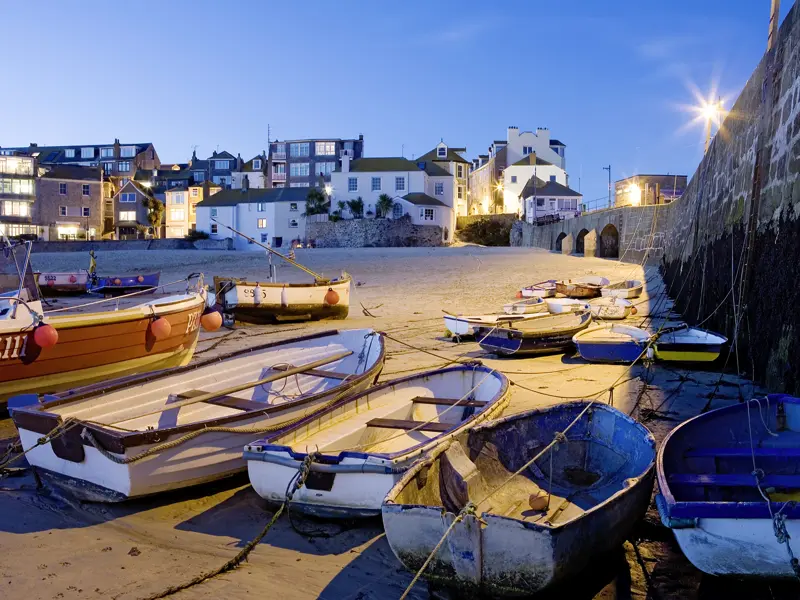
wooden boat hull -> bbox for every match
[214,275,350,323]
[555,281,602,298]
[656,394,800,577]
[520,280,557,298]
[0,292,205,405]
[245,365,510,518]
[89,272,160,296]
[383,402,656,596]
[37,272,90,295]
[477,312,592,357]
[12,329,386,501]
[443,313,547,338]
[502,298,546,315]
[654,327,727,362]
[601,280,643,299]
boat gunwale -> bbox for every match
[493,311,592,338]
[573,323,652,344]
[12,329,386,453]
[247,364,509,464]
[657,393,800,520]
[214,274,352,289]
[655,326,728,347]
[383,401,656,531]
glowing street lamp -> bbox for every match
[699,97,725,154]
[627,183,642,206]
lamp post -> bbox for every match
[702,98,725,154]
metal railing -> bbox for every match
[272,171,286,181]
[272,152,287,160]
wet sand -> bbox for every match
[1,246,797,599]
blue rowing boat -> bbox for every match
[657,394,800,577]
[476,310,592,357]
[89,272,161,296]
[572,323,653,364]
[383,401,656,596]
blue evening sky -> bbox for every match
[1,1,791,205]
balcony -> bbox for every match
[272,152,287,161]
[340,149,355,159]
[273,171,286,181]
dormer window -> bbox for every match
[64,149,75,158]
[81,147,94,159]
[120,146,136,158]
[437,146,447,158]
[253,159,262,170]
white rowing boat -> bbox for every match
[443,312,549,338]
[589,296,636,320]
[545,298,591,314]
[601,280,643,299]
[502,297,547,315]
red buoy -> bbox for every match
[200,308,222,332]
[114,278,122,285]
[47,280,54,287]
[630,306,638,315]
[137,275,144,283]
[69,275,77,283]
[515,291,523,299]
[149,317,171,341]
[33,324,59,348]
[324,288,340,305]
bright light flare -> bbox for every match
[627,184,641,206]
[324,184,332,196]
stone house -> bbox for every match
[35,165,106,240]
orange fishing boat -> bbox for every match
[0,240,210,405]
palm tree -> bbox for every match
[141,196,164,239]
[303,188,328,216]
[376,194,395,218]
[346,197,364,219]
[337,200,346,217]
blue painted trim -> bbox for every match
[243,449,400,474]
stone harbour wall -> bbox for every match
[31,238,232,252]
[306,216,444,248]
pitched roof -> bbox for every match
[401,193,449,207]
[344,157,420,172]
[2,143,153,164]
[196,186,313,207]
[115,179,157,199]
[417,147,470,164]
[40,165,101,181]
[511,154,554,167]
[240,155,266,172]
[549,139,566,147]
[518,176,581,198]
[208,150,236,160]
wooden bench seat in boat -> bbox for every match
[669,473,800,488]
[176,390,267,412]
[271,365,351,380]
[684,447,800,458]
[366,418,451,433]
[411,396,487,408]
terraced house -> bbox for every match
[416,141,470,217]
[267,135,364,188]
[35,165,107,240]
[164,181,221,238]
[0,152,37,238]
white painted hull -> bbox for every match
[589,297,634,320]
[601,281,643,299]
[546,298,591,314]
[520,282,557,298]
[672,517,800,577]
[502,298,547,315]
[443,313,549,337]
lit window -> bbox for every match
[118,161,131,172]
[253,159,262,170]
[172,193,185,204]
[64,149,75,158]
[3,201,29,217]
[81,147,94,159]
[371,177,381,191]
[419,208,435,221]
[434,182,444,195]
[288,219,298,228]
[100,147,114,158]
[395,177,405,191]
[59,206,67,216]
[211,208,218,217]
[437,146,446,158]
[289,182,310,187]
[289,202,298,211]
[82,207,90,217]
[59,183,67,195]
[348,177,358,192]
[457,164,463,178]
[211,223,218,234]
[315,141,336,156]
[120,193,136,203]
[170,208,185,221]
[290,163,310,177]
[120,146,136,158]
[214,160,229,170]
[290,143,310,157]
[257,202,266,211]
[457,187,463,199]
[119,211,136,221]
[82,184,90,196]
[191,188,198,197]
[257,218,267,228]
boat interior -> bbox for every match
[663,397,800,504]
[391,403,654,527]
[21,330,382,434]
[267,368,505,457]
[511,311,590,332]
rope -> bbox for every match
[0,418,78,472]
[44,276,194,314]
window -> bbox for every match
[214,160,229,170]
[1,178,34,196]
[392,203,403,219]
[457,186,463,199]
[261,233,268,243]
[395,177,405,191]
[253,159,262,170]
[288,218,298,228]
[211,208,218,217]
[82,207,90,217]
[315,141,336,156]
[273,163,286,175]
[272,236,283,247]
[348,177,358,192]
[550,175,556,182]
[211,223,218,234]
[257,218,267,228]
[172,193,185,204]
[419,208,435,221]
[103,162,113,174]
[193,171,204,183]
[59,183,67,195]
[82,184,90,196]
[457,164,463,178]
[120,192,136,203]
[120,146,136,158]
[3,201,29,217]
[119,211,136,221]
[290,142,310,157]
[523,146,533,155]
[434,182,444,195]
[120,178,129,187]
[510,175,517,184]
[191,188,198,197]
[101,147,114,158]
[290,162,310,177]
[64,149,75,158]
[437,146,447,158]
[212,175,231,186]
[257,202,266,211]
[59,206,67,216]
[316,161,336,176]
[170,208,185,221]
[81,147,94,159]
[118,161,131,172]
[290,202,298,211]
[537,198,545,207]
[290,182,310,187]
[371,177,381,191]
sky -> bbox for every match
[1,0,793,205]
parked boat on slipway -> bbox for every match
[245,365,509,518]
[555,276,609,299]
[476,310,592,356]
[11,329,384,501]
[382,402,656,596]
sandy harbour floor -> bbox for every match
[1,246,798,599]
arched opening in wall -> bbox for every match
[575,229,589,254]
[555,232,567,252]
[599,223,619,259]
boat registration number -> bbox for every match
[43,275,57,281]
[0,334,28,360]
[242,288,268,300]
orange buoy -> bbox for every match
[200,308,222,332]
[630,306,638,315]
[149,317,171,341]
[114,278,122,285]
[69,275,77,283]
[47,280,54,287]
[33,324,59,348]
[515,291,523,299]
[137,275,144,283]
[324,288,340,305]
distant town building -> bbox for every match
[112,180,159,240]
[330,155,455,241]
[187,150,241,188]
[415,141,470,217]
[195,185,310,251]
[0,152,37,238]
[268,136,364,189]
[614,174,687,207]
[232,153,268,189]
[164,181,221,238]
[36,165,106,240]
[519,175,582,225]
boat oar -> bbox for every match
[211,218,328,282]
[105,350,353,425]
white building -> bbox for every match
[519,175,582,224]
[415,141,470,217]
[505,125,565,170]
[503,153,567,215]
[232,153,267,189]
[330,155,455,241]
[195,185,309,251]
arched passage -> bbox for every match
[575,228,589,254]
[555,232,567,252]
[599,223,619,258]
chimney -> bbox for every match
[341,154,351,173]
[113,138,121,158]
[536,127,550,144]
[507,126,519,141]
[152,168,157,177]
[30,142,38,148]
[242,174,249,192]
